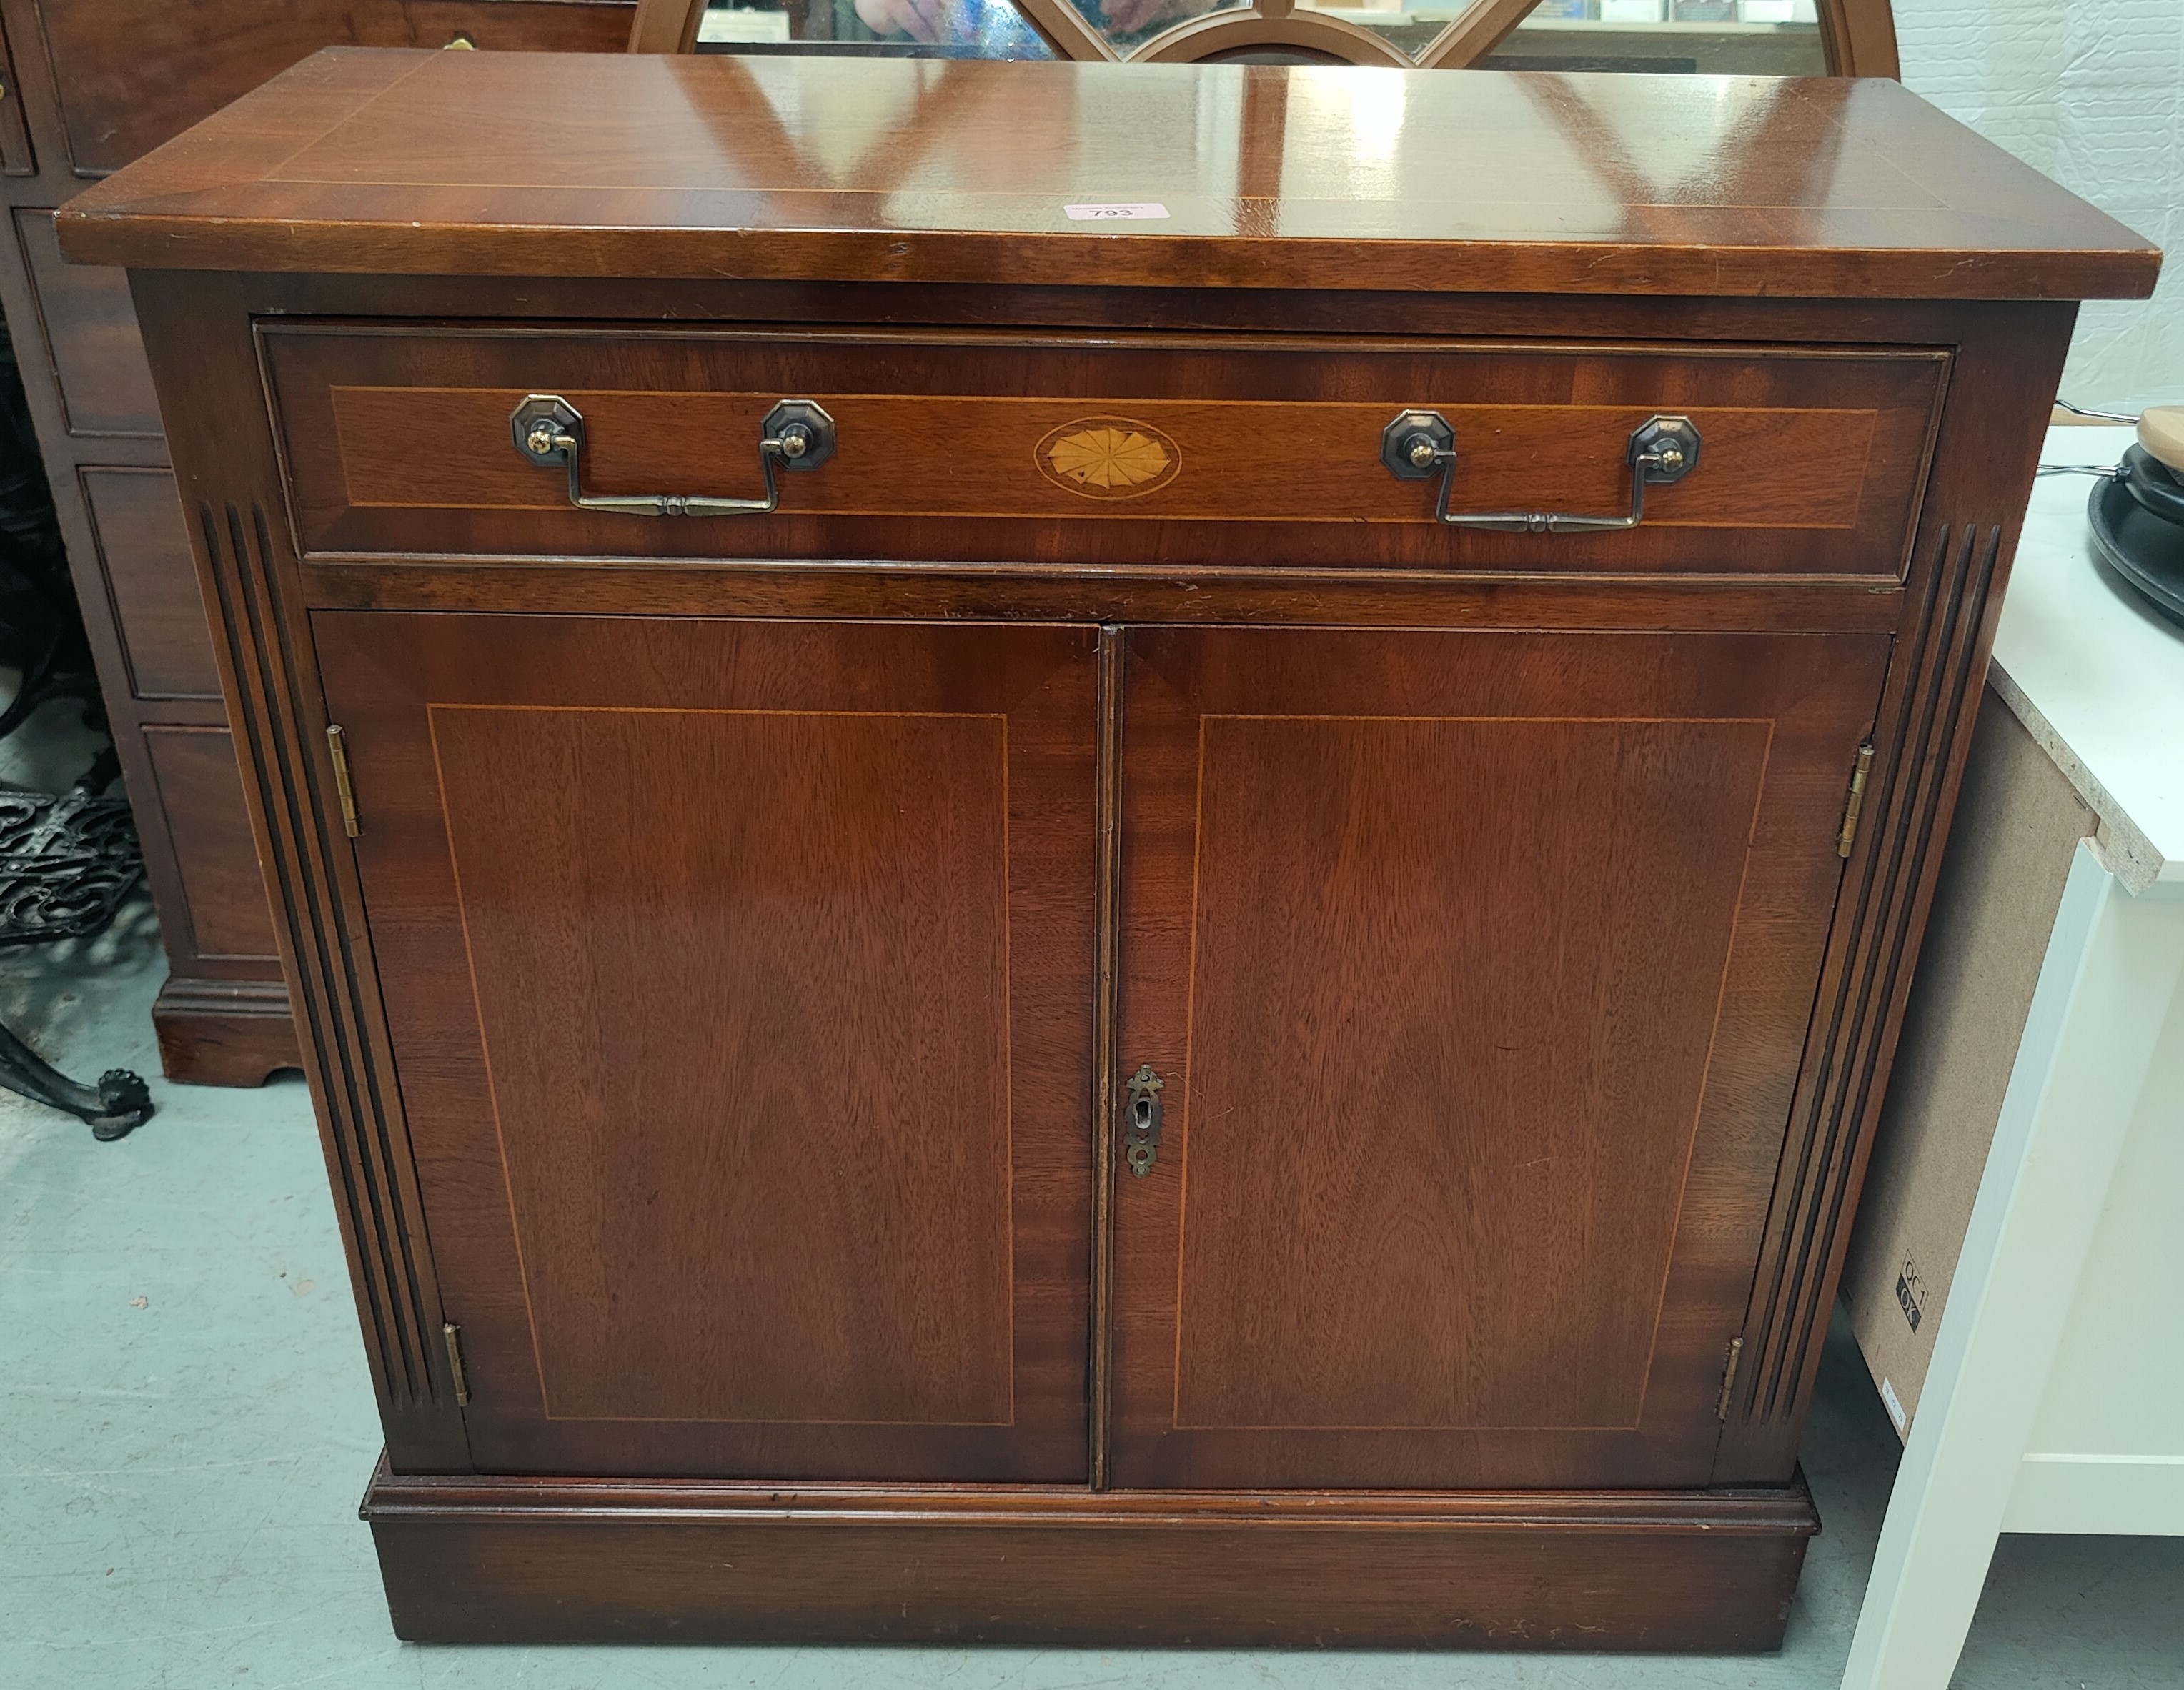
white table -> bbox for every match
[1842,426,2184,1689]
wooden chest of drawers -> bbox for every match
[61,48,2157,1649]
[0,0,634,1085]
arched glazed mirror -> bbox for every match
[631,0,1898,77]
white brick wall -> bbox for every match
[1897,0,2184,408]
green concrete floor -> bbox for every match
[4,891,2180,1686]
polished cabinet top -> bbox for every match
[61,48,2157,299]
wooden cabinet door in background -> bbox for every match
[1108,625,1892,1491]
[311,611,1098,1483]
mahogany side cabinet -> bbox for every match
[59,49,2158,1649]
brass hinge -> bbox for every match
[1716,1336,1745,1421]
[325,725,360,838]
[1835,742,1875,859]
[442,1321,471,1408]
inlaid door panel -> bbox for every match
[1110,625,1890,1491]
[313,612,1098,1481]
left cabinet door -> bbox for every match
[313,613,1100,1483]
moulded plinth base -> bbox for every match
[362,1459,1818,1650]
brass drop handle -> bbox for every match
[509,394,835,517]
[1381,411,1701,532]
[1123,1064,1163,1178]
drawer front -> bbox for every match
[81,468,222,701]
[0,15,32,176]
[139,726,282,965]
[266,327,1946,577]
[16,209,159,437]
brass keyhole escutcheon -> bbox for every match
[1123,1064,1164,1178]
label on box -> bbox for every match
[1064,203,1171,222]
[1896,1254,1927,1331]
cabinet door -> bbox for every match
[1111,625,1890,1491]
[314,613,1098,1482]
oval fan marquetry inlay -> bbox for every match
[1036,417,1182,499]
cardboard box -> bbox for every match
[1842,690,2096,1438]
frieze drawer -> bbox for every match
[264,324,1947,577]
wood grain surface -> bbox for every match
[1713,301,2078,1483]
[34,0,633,175]
[77,467,221,700]
[138,724,284,963]
[266,324,1944,577]
[364,1462,1818,1648]
[59,51,2159,299]
[148,976,300,1088]
[14,207,158,435]
[96,64,2119,1631]
[312,611,1098,1482]
[0,4,634,1085]
[1110,624,1890,1491]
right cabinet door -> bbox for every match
[1111,625,1890,1491]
